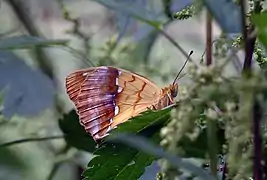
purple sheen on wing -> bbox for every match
[74,66,121,137]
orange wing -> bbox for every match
[65,66,162,141]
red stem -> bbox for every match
[206,12,212,66]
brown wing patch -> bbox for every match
[65,67,120,141]
[65,69,89,102]
[65,66,163,141]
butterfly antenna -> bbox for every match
[172,50,193,85]
[177,73,187,80]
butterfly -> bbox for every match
[65,52,192,142]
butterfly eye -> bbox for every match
[171,84,178,97]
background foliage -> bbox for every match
[0,0,267,180]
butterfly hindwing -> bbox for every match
[65,66,162,141]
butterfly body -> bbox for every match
[65,66,178,141]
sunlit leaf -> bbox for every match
[0,35,68,50]
[251,12,267,49]
[203,0,242,33]
[59,107,171,154]
[0,52,55,118]
[82,108,171,180]
[110,107,171,136]
[83,133,160,180]
[110,133,216,180]
[70,105,223,180]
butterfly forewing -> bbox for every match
[65,66,162,141]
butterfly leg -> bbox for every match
[147,105,157,111]
[161,103,177,110]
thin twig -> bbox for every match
[241,0,256,74]
[0,135,65,148]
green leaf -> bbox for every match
[179,132,208,158]
[113,150,156,180]
[110,107,171,136]
[83,108,172,180]
[58,110,97,152]
[111,133,216,180]
[83,143,139,180]
[251,12,267,49]
[83,133,161,180]
[58,107,171,153]
[0,35,68,50]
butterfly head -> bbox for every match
[166,83,178,98]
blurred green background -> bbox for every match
[0,0,263,180]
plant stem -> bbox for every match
[253,100,263,180]
[222,162,227,180]
[207,120,218,176]
[241,0,263,179]
[206,12,212,66]
[0,135,64,148]
[241,1,253,74]
[205,11,218,177]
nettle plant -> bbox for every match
[5,0,267,180]
[57,0,267,180]
[157,1,267,180]
[158,61,267,179]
